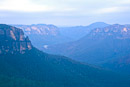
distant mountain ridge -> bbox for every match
[12,22,109,50]
[14,24,60,36]
[87,24,130,39]
[59,22,110,40]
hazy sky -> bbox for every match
[0,0,130,26]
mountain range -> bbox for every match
[59,22,109,40]
[13,22,109,50]
[44,24,130,75]
[0,24,130,87]
[14,24,72,50]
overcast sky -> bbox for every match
[0,0,130,26]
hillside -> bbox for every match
[1,48,130,87]
[44,24,130,75]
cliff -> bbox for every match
[0,24,32,54]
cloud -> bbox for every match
[0,0,54,12]
[0,0,130,13]
[94,6,129,14]
[0,0,130,25]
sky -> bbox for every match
[0,0,130,26]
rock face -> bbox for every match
[14,24,60,36]
[0,24,32,54]
[88,24,130,39]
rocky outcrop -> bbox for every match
[14,24,60,36]
[0,24,32,54]
[88,24,130,39]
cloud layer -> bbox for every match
[0,0,130,26]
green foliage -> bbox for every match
[0,75,59,87]
[0,48,130,87]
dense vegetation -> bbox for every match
[0,75,57,87]
[0,47,130,87]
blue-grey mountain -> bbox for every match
[45,24,130,75]
[59,22,109,40]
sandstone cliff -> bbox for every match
[0,24,32,54]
